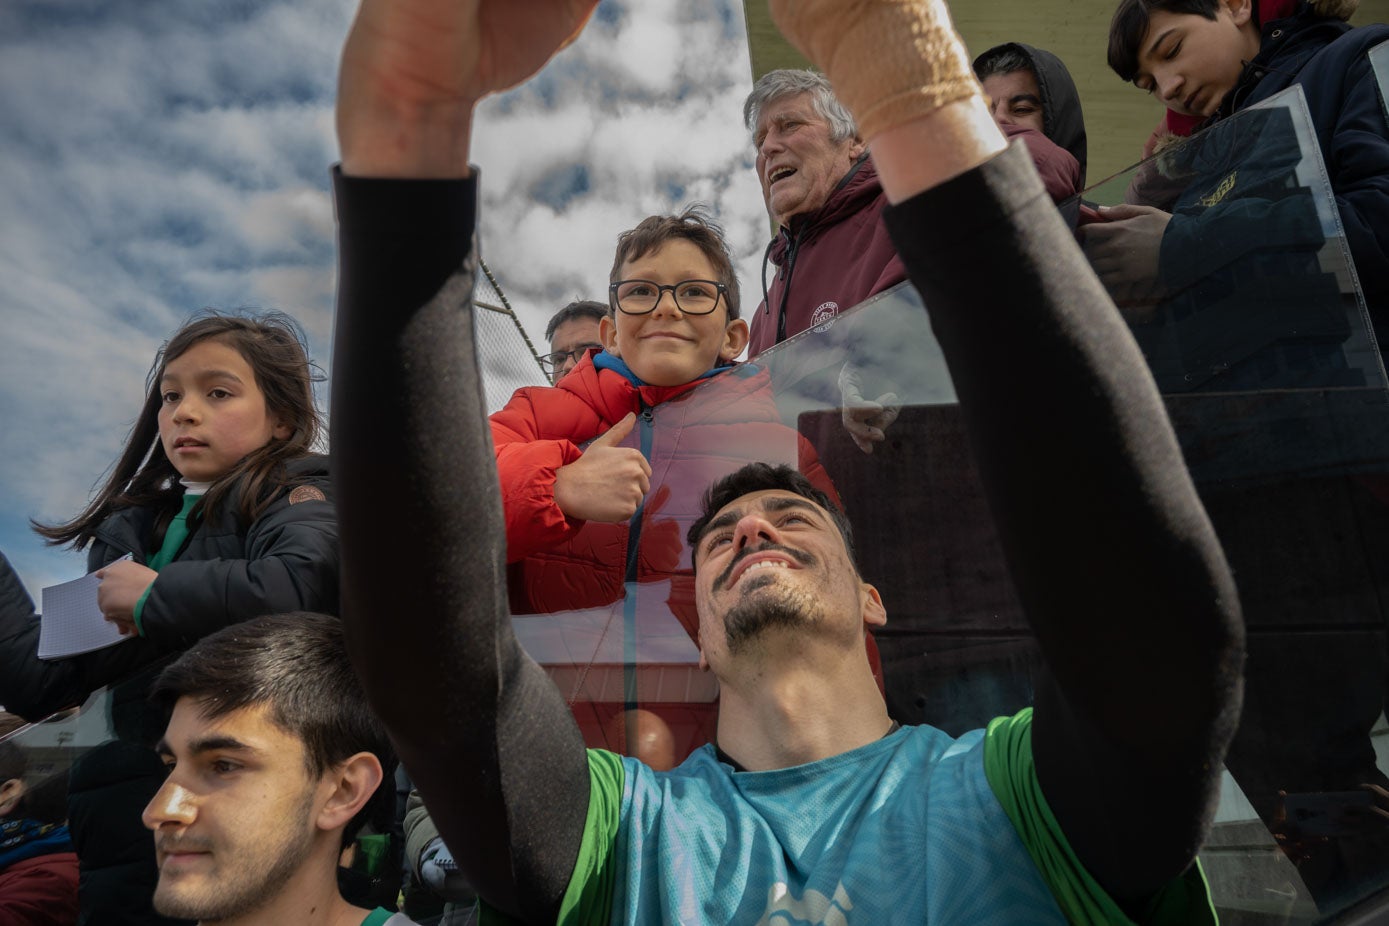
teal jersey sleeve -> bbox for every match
[983,708,1218,926]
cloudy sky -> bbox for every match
[0,0,770,600]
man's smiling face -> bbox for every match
[693,489,884,671]
[753,92,865,228]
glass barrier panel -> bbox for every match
[1373,39,1389,125]
[1074,86,1383,395]
[0,669,172,923]
[510,83,1389,921]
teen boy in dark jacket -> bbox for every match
[1107,0,1389,346]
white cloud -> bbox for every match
[1,0,772,600]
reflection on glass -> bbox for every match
[504,87,1389,921]
[1372,40,1389,125]
[1076,86,1382,394]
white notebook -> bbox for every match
[39,558,133,660]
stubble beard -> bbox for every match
[153,791,317,921]
[723,573,822,656]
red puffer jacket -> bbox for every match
[491,353,836,620]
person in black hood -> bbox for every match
[974,43,1089,201]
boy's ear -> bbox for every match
[720,318,750,363]
[1226,0,1254,26]
[600,314,620,357]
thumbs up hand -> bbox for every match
[553,413,652,523]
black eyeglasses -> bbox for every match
[609,279,726,316]
[538,345,601,377]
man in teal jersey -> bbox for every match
[330,0,1246,923]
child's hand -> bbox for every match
[554,413,651,524]
[95,560,158,636]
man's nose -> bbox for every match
[733,513,781,552]
[143,778,196,830]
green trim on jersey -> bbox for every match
[556,748,624,926]
[983,708,1217,926]
[478,750,623,926]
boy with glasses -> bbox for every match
[487,207,858,759]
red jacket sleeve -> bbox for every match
[489,388,590,563]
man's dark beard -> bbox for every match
[723,573,814,653]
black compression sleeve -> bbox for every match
[882,143,1245,902]
[330,169,590,923]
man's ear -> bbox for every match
[848,135,867,163]
[0,778,25,817]
[860,583,887,629]
[720,318,750,363]
[600,314,620,357]
[315,752,383,835]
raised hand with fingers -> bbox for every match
[553,412,652,524]
[839,364,900,454]
[338,0,600,177]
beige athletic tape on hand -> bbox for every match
[769,0,982,141]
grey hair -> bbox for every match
[743,69,858,144]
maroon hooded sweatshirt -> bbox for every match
[748,156,907,356]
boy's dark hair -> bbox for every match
[1108,0,1223,82]
[609,206,742,320]
[151,612,393,846]
[544,300,609,342]
[34,311,324,550]
[688,463,856,570]
[973,44,1037,82]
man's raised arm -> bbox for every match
[772,0,1245,909]
[331,2,598,920]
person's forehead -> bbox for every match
[1136,10,1194,68]
[983,68,1040,96]
[757,91,820,128]
[163,698,299,760]
[550,317,601,348]
[619,238,717,279]
[162,339,253,381]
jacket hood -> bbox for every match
[769,156,884,266]
[975,43,1088,187]
[1215,1,1354,120]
